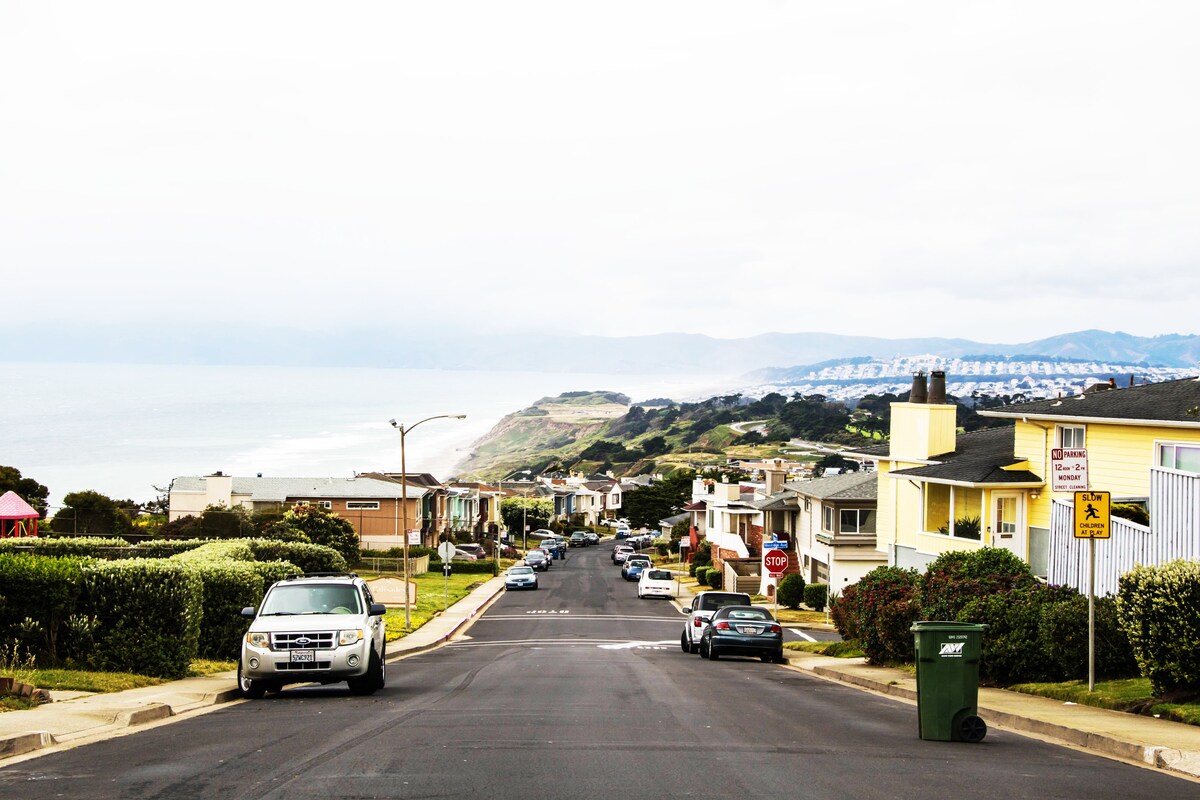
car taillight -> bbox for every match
[768,624,782,634]
[714,621,731,630]
[693,617,704,627]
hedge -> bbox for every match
[1117,559,1200,695]
[834,566,920,665]
[0,536,129,558]
[246,540,347,573]
[82,559,203,678]
[0,552,91,664]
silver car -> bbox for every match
[505,565,539,590]
[239,573,387,697]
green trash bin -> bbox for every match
[910,621,988,743]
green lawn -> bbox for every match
[1008,677,1200,726]
[379,571,494,642]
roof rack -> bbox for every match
[283,571,358,580]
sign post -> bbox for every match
[763,535,789,617]
[1074,490,1110,691]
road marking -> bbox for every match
[524,610,570,614]
[446,638,647,648]
[597,640,678,650]
[479,614,676,623]
[787,628,818,642]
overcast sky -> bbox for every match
[2,1,1197,344]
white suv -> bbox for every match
[239,573,387,698]
[680,590,752,654]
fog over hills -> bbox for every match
[4,324,1199,374]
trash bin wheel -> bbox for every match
[954,712,987,743]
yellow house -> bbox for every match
[854,371,1042,574]
[980,374,1200,593]
[858,371,1200,592]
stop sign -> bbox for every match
[764,549,788,577]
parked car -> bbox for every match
[504,565,539,590]
[238,573,386,698]
[615,525,631,539]
[637,568,676,599]
[539,537,563,557]
[455,543,485,558]
[698,605,785,663]
[611,544,634,564]
[680,590,753,653]
[453,548,479,561]
[569,531,587,548]
[524,549,551,571]
[621,555,652,579]
[584,531,600,546]
[623,559,651,582]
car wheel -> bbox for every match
[708,644,720,661]
[348,647,383,696]
[237,658,265,699]
[699,638,710,659]
[680,630,691,653]
[760,653,773,663]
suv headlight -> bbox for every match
[246,631,270,648]
[339,629,364,646]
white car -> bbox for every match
[239,573,387,697]
[637,568,676,599]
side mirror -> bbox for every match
[369,603,387,617]
[240,606,257,618]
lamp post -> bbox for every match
[390,414,466,630]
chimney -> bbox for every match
[928,371,947,404]
[765,458,786,495]
[910,371,928,404]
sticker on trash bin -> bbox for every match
[939,642,965,657]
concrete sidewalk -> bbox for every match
[3,573,1199,783]
[0,576,507,762]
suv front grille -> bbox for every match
[275,661,332,671]
[272,631,336,650]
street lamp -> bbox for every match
[390,414,466,630]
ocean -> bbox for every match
[0,362,731,511]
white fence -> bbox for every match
[1047,468,1200,595]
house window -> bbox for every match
[346,501,380,511]
[822,505,834,532]
[839,509,876,534]
[295,501,331,510]
[1158,442,1200,474]
[707,510,714,528]
[923,484,983,540]
[1057,425,1086,449]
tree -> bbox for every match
[499,497,553,538]
[622,472,693,528]
[263,503,360,564]
[0,465,50,518]
[49,490,133,536]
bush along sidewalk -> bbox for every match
[828,548,1200,723]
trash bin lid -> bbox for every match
[910,620,988,632]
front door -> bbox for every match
[990,493,1026,560]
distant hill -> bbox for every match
[3,323,1199,373]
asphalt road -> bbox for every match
[2,545,1196,799]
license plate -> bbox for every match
[738,626,762,635]
[290,649,315,663]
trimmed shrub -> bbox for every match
[841,566,920,665]
[0,536,128,558]
[0,552,90,664]
[247,540,347,574]
[1117,559,1200,695]
[82,559,203,678]
[171,541,263,659]
[696,566,713,587]
[919,547,1037,622]
[958,583,1079,685]
[1039,593,1138,681]
[777,574,807,609]
[1111,503,1149,527]
[133,539,211,558]
[804,583,828,613]
[708,569,724,590]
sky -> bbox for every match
[2,1,1198,344]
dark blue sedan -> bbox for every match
[698,606,785,663]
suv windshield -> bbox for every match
[698,593,752,611]
[261,584,363,615]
